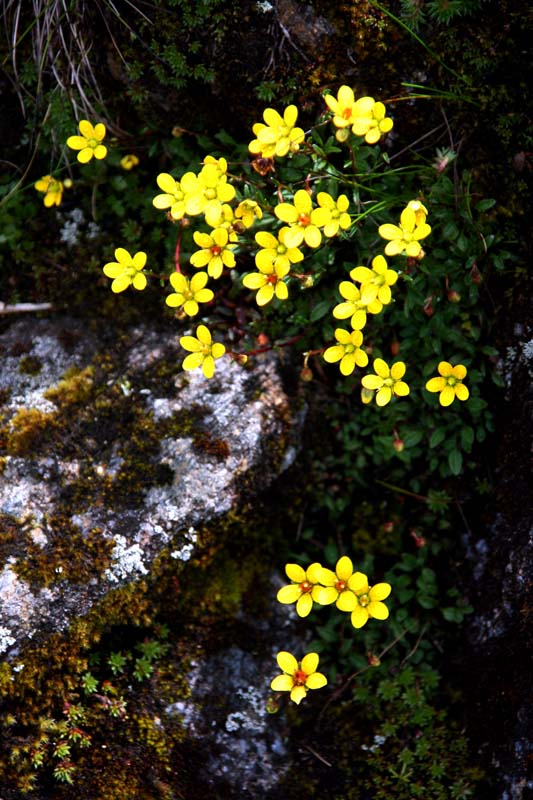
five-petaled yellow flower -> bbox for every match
[235,199,263,229]
[277,563,324,617]
[166,272,214,316]
[317,192,351,238]
[254,228,304,273]
[348,573,392,629]
[103,248,147,293]
[34,175,65,207]
[242,261,289,306]
[67,120,107,163]
[152,173,187,220]
[179,324,226,379]
[323,329,368,376]
[350,96,394,144]
[350,255,398,306]
[316,556,359,612]
[361,359,410,406]
[324,85,357,130]
[190,228,236,279]
[378,205,431,258]
[274,189,330,248]
[249,105,305,159]
[270,651,327,705]
[425,362,469,406]
[333,281,382,330]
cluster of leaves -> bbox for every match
[9,626,169,789]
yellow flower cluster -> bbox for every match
[272,556,391,704]
[277,557,391,628]
[325,86,394,144]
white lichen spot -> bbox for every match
[105,535,148,583]
[171,527,198,561]
[0,625,16,654]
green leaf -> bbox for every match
[448,449,463,475]
[429,428,446,448]
[475,198,496,212]
[310,299,332,322]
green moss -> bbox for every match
[12,515,114,589]
[3,407,57,455]
[44,365,95,407]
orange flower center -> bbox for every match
[293,669,307,686]
[267,274,279,285]
[342,107,352,120]
[299,581,312,593]
[210,245,222,255]
[335,580,346,592]
[298,214,311,227]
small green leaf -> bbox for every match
[310,299,331,322]
[429,428,446,448]
[448,449,463,475]
[475,198,496,212]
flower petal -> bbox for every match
[306,671,327,689]
[369,582,391,601]
[348,572,369,593]
[336,591,357,612]
[277,584,301,604]
[290,686,307,705]
[271,674,294,692]
[336,556,353,581]
[296,593,313,617]
[368,601,389,620]
[285,563,306,582]
[277,651,298,674]
[351,606,369,629]
[300,652,319,675]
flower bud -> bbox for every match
[367,652,381,667]
[300,367,313,382]
[383,521,394,533]
[235,354,248,365]
[257,333,269,347]
[393,437,404,453]
[410,529,426,548]
[447,290,461,303]
[390,340,400,356]
[470,263,482,285]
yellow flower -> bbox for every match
[270,651,327,705]
[324,85,356,129]
[406,199,428,226]
[102,248,147,293]
[67,120,107,163]
[350,255,399,306]
[378,205,431,257]
[166,271,214,316]
[316,192,351,237]
[153,173,187,220]
[196,157,235,216]
[351,97,393,144]
[276,563,324,617]
[179,324,226,379]
[254,229,304,273]
[242,261,289,306]
[34,175,65,207]
[425,362,469,406]
[190,228,236,279]
[120,154,139,170]
[316,556,359,612]
[275,189,330,248]
[333,281,382,330]
[204,203,238,240]
[323,329,368,376]
[361,358,410,406]
[249,105,305,159]
[348,573,392,629]
[235,199,263,229]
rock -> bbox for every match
[0,316,303,660]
